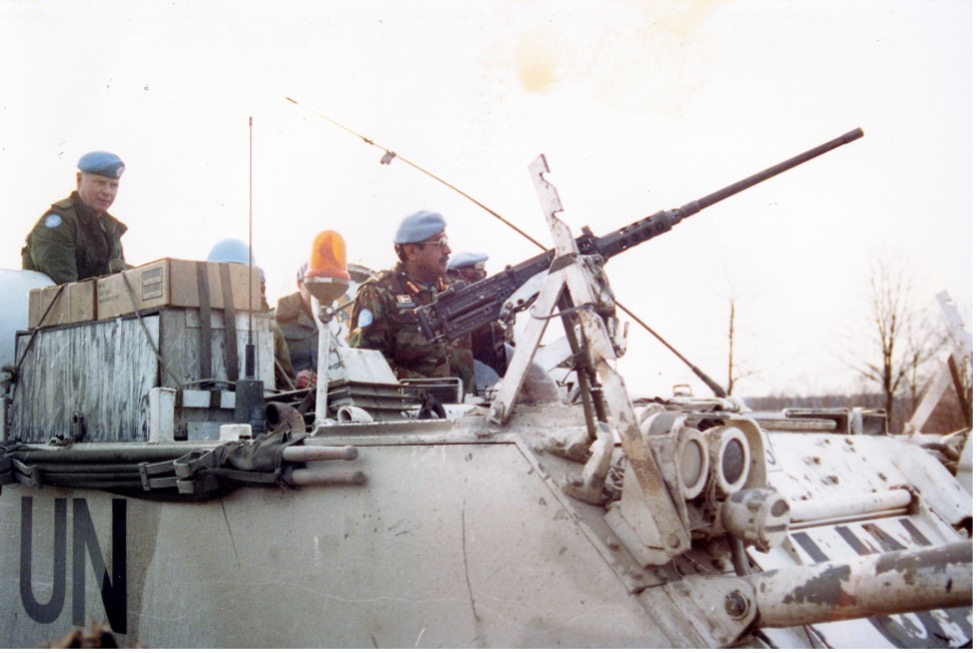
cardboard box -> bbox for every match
[97,259,263,320]
[28,280,97,329]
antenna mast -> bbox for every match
[246,115,255,378]
[234,115,266,434]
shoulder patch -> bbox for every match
[44,214,63,228]
[357,309,374,328]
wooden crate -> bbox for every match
[10,308,274,443]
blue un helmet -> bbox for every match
[206,238,264,284]
[447,252,488,282]
[447,252,488,271]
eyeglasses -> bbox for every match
[418,236,449,249]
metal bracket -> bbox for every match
[906,291,973,432]
[491,153,691,559]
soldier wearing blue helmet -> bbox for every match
[446,252,509,378]
[22,151,130,284]
[348,210,475,393]
[446,251,488,285]
[205,239,301,391]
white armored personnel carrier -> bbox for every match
[0,129,970,648]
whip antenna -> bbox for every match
[285,96,547,250]
[285,96,736,397]
[246,115,255,378]
[234,115,266,434]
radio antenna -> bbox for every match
[246,115,256,378]
[285,96,546,250]
[285,96,729,397]
[234,115,266,434]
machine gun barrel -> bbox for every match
[417,128,863,343]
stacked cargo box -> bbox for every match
[13,259,273,443]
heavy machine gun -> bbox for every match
[417,128,864,345]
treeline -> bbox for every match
[743,390,968,435]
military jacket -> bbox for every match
[22,192,127,285]
[269,315,296,390]
[348,264,474,392]
[275,291,318,374]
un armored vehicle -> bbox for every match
[0,128,970,647]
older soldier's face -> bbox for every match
[76,172,120,214]
[456,263,486,284]
[408,231,451,282]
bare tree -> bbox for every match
[904,308,950,408]
[852,257,944,429]
[723,278,756,396]
[727,297,737,395]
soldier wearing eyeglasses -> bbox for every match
[348,210,475,393]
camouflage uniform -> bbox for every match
[22,192,127,285]
[348,263,474,392]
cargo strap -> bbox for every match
[194,263,240,383]
[218,263,239,381]
[141,430,306,496]
[0,433,365,500]
[119,272,184,390]
[194,262,213,380]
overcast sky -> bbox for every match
[0,0,971,398]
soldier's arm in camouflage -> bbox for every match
[347,283,421,379]
[27,219,79,285]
